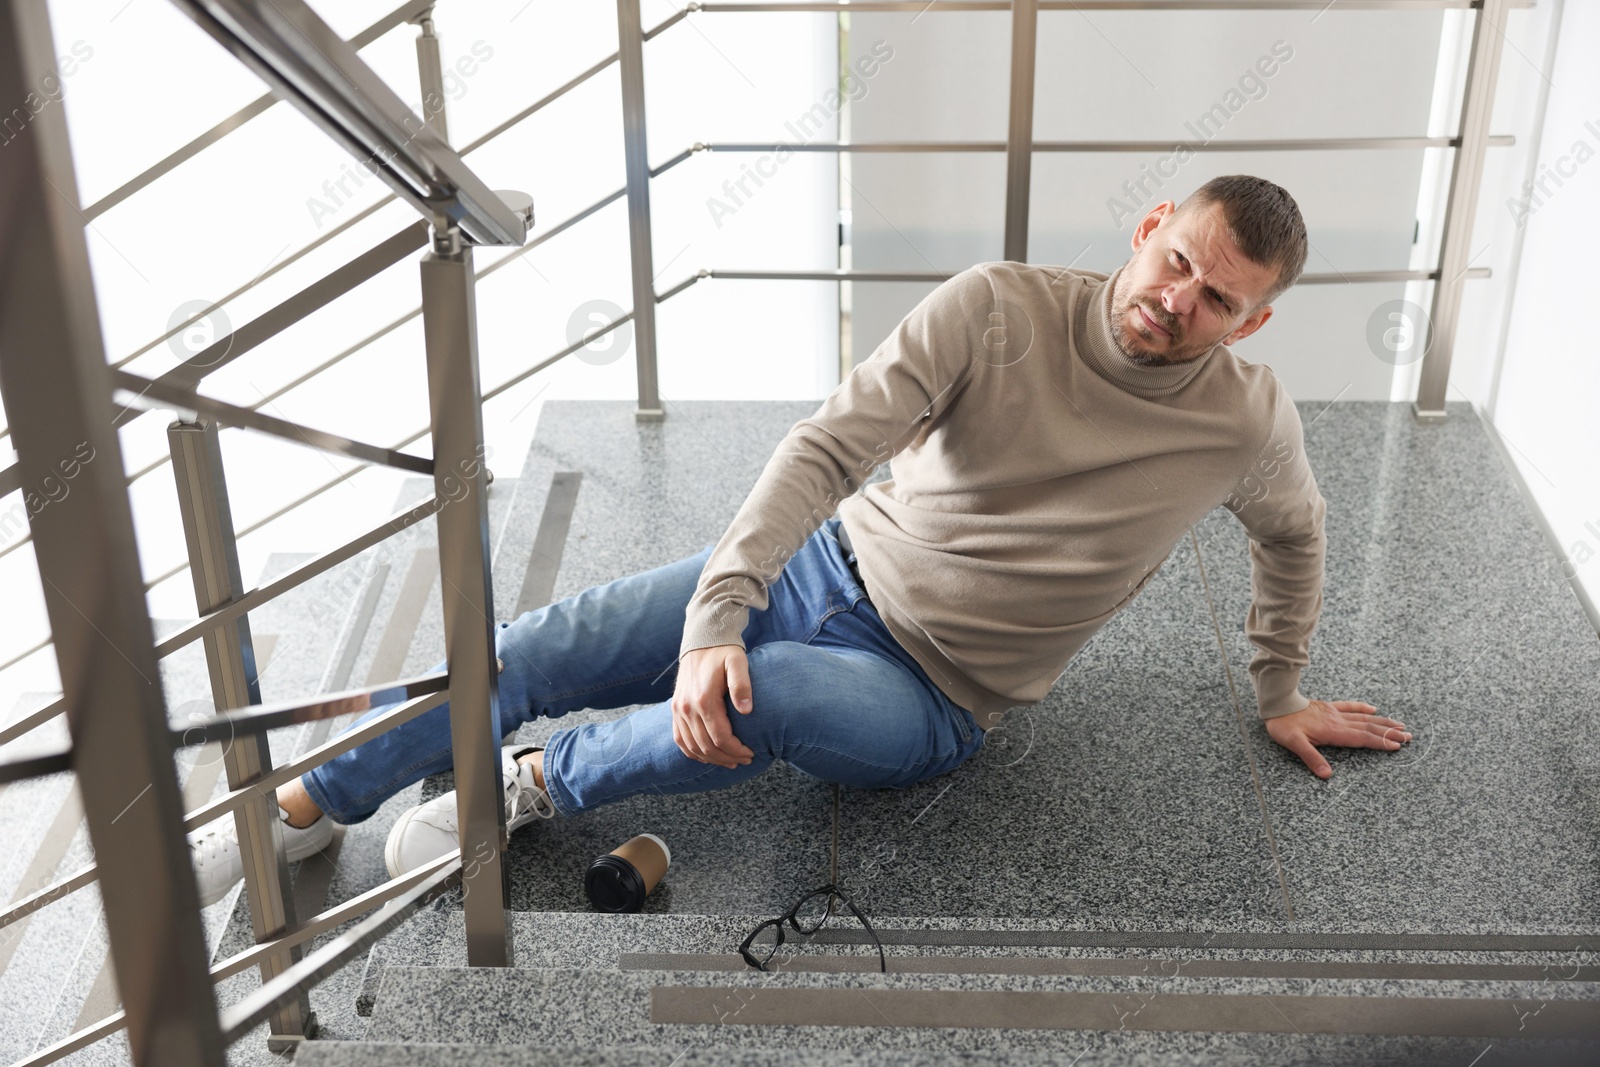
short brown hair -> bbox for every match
[1175,175,1307,312]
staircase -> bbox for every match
[5,398,1599,1066]
[311,909,1600,1066]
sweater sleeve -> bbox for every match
[1223,378,1327,720]
[676,265,995,662]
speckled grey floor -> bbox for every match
[5,398,1598,1067]
[297,1040,1599,1067]
[437,399,1600,931]
[1193,401,1600,930]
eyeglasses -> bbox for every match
[738,882,886,973]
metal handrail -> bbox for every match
[699,135,1517,153]
[79,0,435,222]
[174,671,449,747]
[0,687,450,932]
[12,853,460,1067]
[0,749,70,784]
[112,371,436,473]
[1,0,522,1055]
[109,222,431,416]
[219,854,462,1042]
[0,494,444,751]
[166,1,526,247]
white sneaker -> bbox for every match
[383,745,556,879]
[187,808,336,908]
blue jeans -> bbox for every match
[301,516,986,821]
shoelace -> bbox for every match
[420,754,556,836]
[504,754,556,822]
[188,822,236,872]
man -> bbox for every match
[187,173,1412,903]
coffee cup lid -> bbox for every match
[585,854,644,912]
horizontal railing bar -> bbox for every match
[11,1007,128,1067]
[79,0,434,222]
[14,858,457,1067]
[705,267,1494,284]
[0,697,64,749]
[221,855,462,1043]
[0,690,450,933]
[210,852,459,981]
[111,370,434,474]
[9,507,439,747]
[2,497,440,744]
[117,182,632,515]
[141,425,432,592]
[173,671,448,748]
[114,222,431,410]
[0,866,97,933]
[482,311,634,404]
[695,1,1536,12]
[153,494,444,658]
[700,135,1516,153]
[123,181,639,592]
[182,689,448,830]
[0,748,71,785]
[106,197,403,378]
[0,634,51,674]
[657,269,710,304]
[459,58,618,157]
[0,459,19,497]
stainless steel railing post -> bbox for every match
[419,221,514,966]
[1004,0,1038,263]
[1413,0,1511,422]
[0,1,225,1062]
[168,418,314,1049]
[617,0,664,422]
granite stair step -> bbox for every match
[371,907,1600,975]
[295,1043,1111,1067]
[356,958,1600,1065]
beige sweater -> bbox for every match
[678,261,1326,732]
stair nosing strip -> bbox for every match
[619,951,1600,982]
[649,986,1600,1037]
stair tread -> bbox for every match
[355,961,1600,1059]
[296,1043,1100,1066]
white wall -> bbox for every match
[845,4,1559,411]
[1478,0,1600,620]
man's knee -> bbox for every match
[723,641,817,754]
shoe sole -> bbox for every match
[383,800,548,880]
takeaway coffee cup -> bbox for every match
[585,833,671,912]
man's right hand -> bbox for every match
[672,644,756,769]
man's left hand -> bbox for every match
[1263,699,1411,779]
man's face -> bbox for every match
[1108,200,1277,366]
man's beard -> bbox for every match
[1108,278,1210,367]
